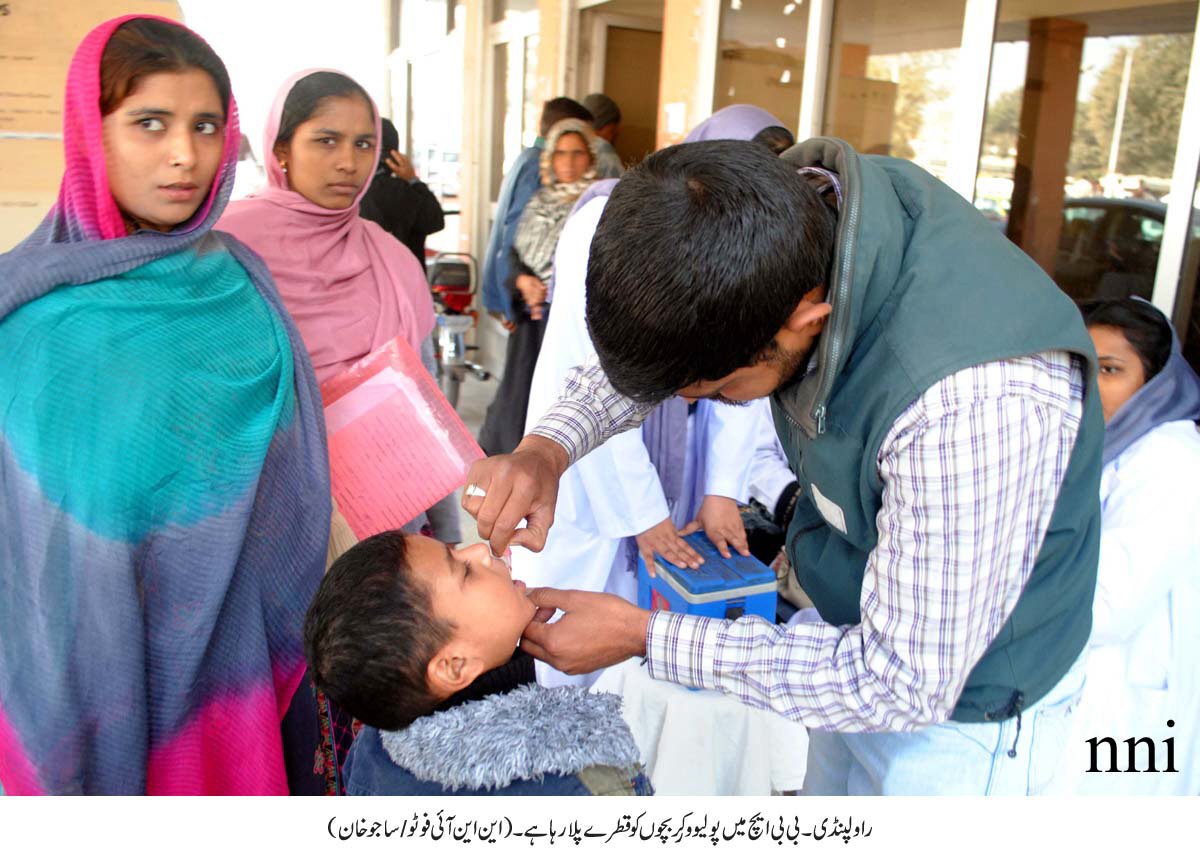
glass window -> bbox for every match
[400,0,451,51]
[824,0,966,179]
[410,43,463,203]
[1179,177,1200,371]
[714,0,809,125]
[1138,215,1165,243]
[489,33,540,201]
[976,0,1197,303]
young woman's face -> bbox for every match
[274,94,376,209]
[101,69,225,232]
[1089,324,1148,422]
[550,131,592,184]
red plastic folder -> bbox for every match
[319,337,483,539]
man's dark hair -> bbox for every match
[582,93,621,130]
[751,125,795,156]
[304,531,451,731]
[540,97,593,137]
[379,117,400,154]
[585,139,837,402]
[1080,297,1173,382]
[275,71,375,146]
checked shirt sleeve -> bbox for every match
[529,355,656,466]
[646,353,1085,731]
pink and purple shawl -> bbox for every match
[218,70,435,385]
[0,16,330,794]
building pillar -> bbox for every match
[462,0,488,259]
[1007,17,1087,274]
[656,0,719,148]
[536,0,567,106]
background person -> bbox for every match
[582,92,624,178]
[0,16,331,795]
[479,97,593,327]
[359,117,445,274]
[218,71,459,542]
[1064,297,1200,795]
[219,70,435,386]
[477,118,601,455]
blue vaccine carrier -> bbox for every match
[637,532,777,621]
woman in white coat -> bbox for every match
[1066,297,1200,795]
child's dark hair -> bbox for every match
[304,531,451,731]
[275,71,375,146]
[100,18,232,117]
[1080,297,1173,382]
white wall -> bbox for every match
[179,0,391,161]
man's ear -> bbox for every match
[425,643,486,698]
[782,289,833,334]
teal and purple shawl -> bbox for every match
[0,15,330,794]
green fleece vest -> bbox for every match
[771,140,1102,723]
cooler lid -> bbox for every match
[655,532,775,594]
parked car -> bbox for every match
[1052,197,1200,372]
[1052,197,1169,302]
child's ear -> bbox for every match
[426,645,486,698]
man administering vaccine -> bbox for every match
[463,138,1104,796]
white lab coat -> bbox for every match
[513,195,758,686]
[1065,419,1200,794]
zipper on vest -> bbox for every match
[808,144,859,438]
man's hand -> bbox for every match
[461,435,569,554]
[680,495,750,559]
[384,149,416,181]
[635,516,703,575]
[520,588,651,674]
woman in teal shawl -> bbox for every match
[0,16,330,794]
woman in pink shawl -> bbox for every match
[218,72,458,544]
[219,70,436,385]
[218,72,449,791]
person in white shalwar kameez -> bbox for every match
[1061,298,1200,795]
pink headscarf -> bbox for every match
[52,14,239,242]
[217,69,435,384]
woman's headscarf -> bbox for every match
[0,16,330,794]
[218,69,435,384]
[513,118,601,282]
[1101,300,1200,466]
[684,104,784,144]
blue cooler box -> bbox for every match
[637,532,777,621]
